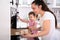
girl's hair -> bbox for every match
[32,0,57,28]
[29,11,37,17]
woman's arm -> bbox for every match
[22,20,50,37]
[18,16,29,23]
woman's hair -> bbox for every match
[32,0,57,28]
[29,11,37,17]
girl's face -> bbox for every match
[31,3,42,15]
[29,14,36,20]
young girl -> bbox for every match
[18,11,39,40]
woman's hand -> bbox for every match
[21,33,32,38]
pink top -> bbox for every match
[28,20,38,34]
[28,20,38,40]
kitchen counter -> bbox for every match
[11,28,28,35]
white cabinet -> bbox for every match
[53,0,60,8]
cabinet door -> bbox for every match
[52,8,60,28]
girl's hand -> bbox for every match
[17,16,20,19]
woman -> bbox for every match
[22,0,60,40]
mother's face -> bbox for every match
[31,4,40,15]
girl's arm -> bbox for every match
[18,16,29,23]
